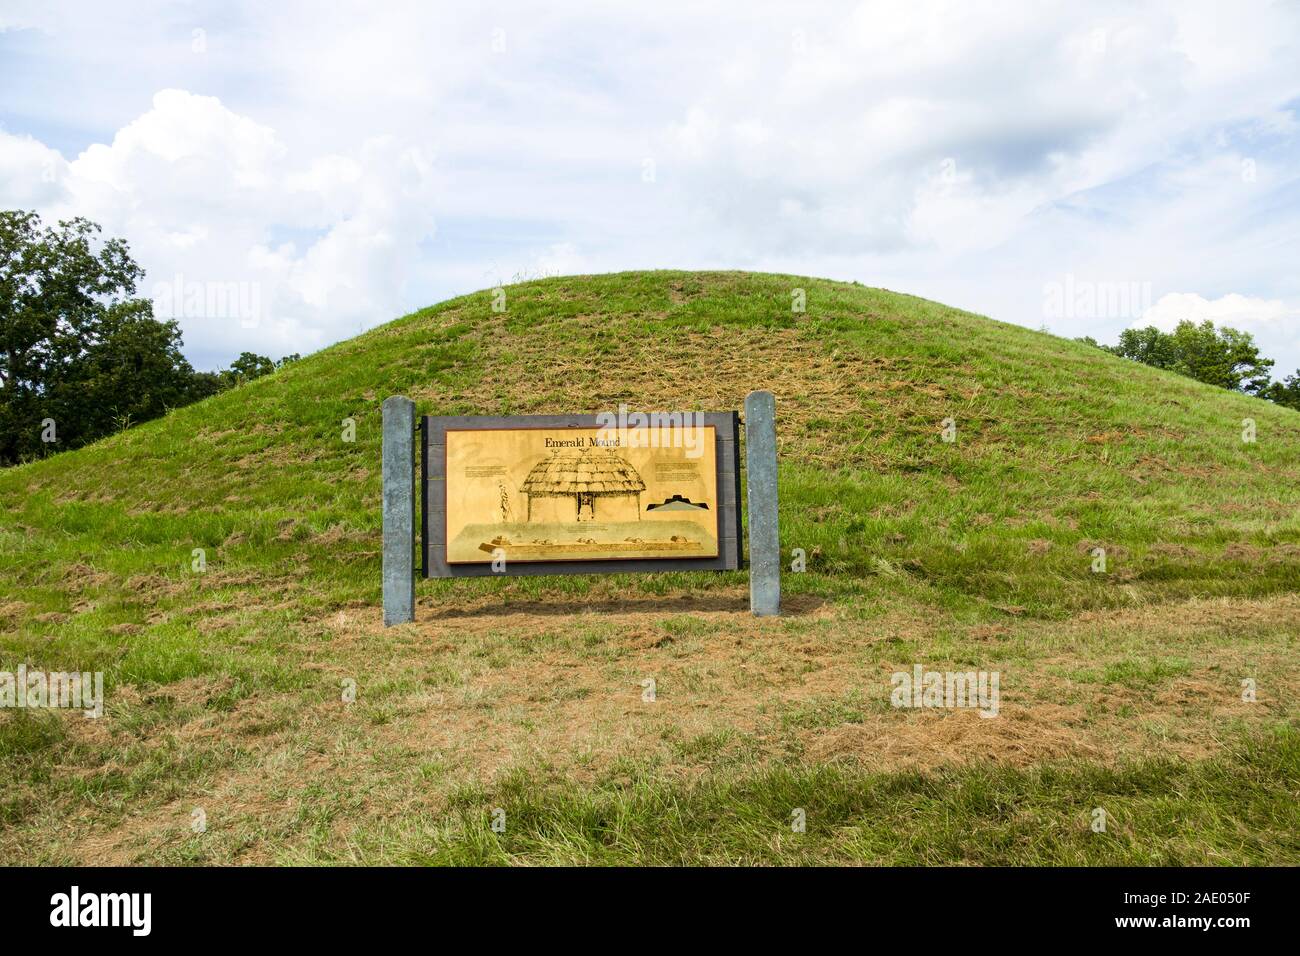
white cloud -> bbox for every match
[1140,293,1299,333]
[1,89,439,367]
[530,242,588,280]
[0,131,65,208]
[1139,293,1300,373]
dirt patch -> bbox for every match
[1075,540,1128,559]
[123,573,188,600]
[1223,543,1264,561]
[1146,543,1197,560]
[234,445,319,471]
[64,563,115,591]
[420,589,827,624]
[310,525,370,546]
[147,676,237,709]
[0,600,31,626]
[805,703,1097,767]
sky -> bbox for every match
[2,0,1298,377]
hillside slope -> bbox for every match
[2,271,1298,864]
[5,270,1298,616]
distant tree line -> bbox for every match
[0,210,298,466]
[1078,321,1300,412]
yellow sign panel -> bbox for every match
[444,426,719,563]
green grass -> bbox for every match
[1,270,1298,865]
[291,725,1300,866]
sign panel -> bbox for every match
[444,425,719,564]
[423,413,741,577]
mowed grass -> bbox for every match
[1,270,1298,865]
[337,727,1300,866]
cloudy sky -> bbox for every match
[2,0,1298,376]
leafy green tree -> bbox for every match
[224,351,277,384]
[186,370,226,402]
[1,210,159,462]
[1108,326,1175,369]
[1169,320,1273,394]
[1263,370,1300,411]
[0,210,273,463]
[1,210,306,465]
[195,351,298,397]
[70,299,202,440]
[1109,320,1273,395]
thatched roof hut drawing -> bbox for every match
[521,448,646,522]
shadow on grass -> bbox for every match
[420,592,828,620]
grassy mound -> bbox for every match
[2,270,1297,864]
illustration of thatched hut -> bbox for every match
[521,448,646,522]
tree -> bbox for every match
[186,370,226,403]
[1,210,304,465]
[214,351,299,388]
[1108,320,1274,396]
[224,351,277,384]
[1108,326,1176,370]
[1264,370,1300,412]
[69,299,202,439]
[1169,320,1273,395]
[1,211,153,462]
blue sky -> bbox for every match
[2,0,1298,377]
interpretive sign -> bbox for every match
[422,412,742,577]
